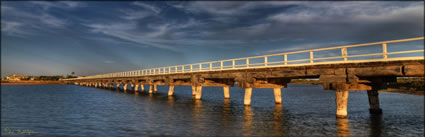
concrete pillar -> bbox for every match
[95,83,98,88]
[123,83,128,91]
[192,86,196,96]
[367,89,382,114]
[141,84,145,92]
[195,86,203,100]
[336,89,349,118]
[116,83,121,89]
[154,84,158,93]
[149,85,153,94]
[244,88,253,106]
[130,84,134,90]
[168,85,175,96]
[134,84,139,92]
[273,88,282,104]
[223,86,230,99]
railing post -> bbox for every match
[190,65,193,72]
[232,60,235,69]
[175,66,178,73]
[284,54,287,65]
[199,64,202,71]
[264,56,268,67]
[341,48,348,62]
[382,43,387,59]
[182,66,184,72]
[246,58,249,68]
[221,61,224,70]
[210,62,212,70]
[310,51,314,64]
[169,67,171,74]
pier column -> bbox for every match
[130,84,134,91]
[192,86,196,96]
[367,89,382,114]
[223,86,230,99]
[141,84,145,92]
[273,88,282,104]
[168,85,175,96]
[123,83,128,91]
[149,85,153,94]
[95,83,98,88]
[154,84,158,93]
[195,86,203,100]
[336,89,349,118]
[244,88,253,106]
[116,83,121,89]
[134,84,139,92]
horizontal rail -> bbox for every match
[64,37,425,80]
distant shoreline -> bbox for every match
[0,81,64,85]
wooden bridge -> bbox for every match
[63,37,424,118]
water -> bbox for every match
[1,84,424,137]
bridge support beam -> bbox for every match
[223,86,230,99]
[123,83,128,91]
[149,85,153,94]
[134,84,139,92]
[244,88,252,106]
[195,86,203,100]
[141,84,145,92]
[95,83,98,88]
[154,84,158,93]
[367,89,382,114]
[116,83,121,90]
[168,85,175,96]
[192,86,196,96]
[273,88,282,104]
[336,89,349,118]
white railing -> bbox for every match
[66,37,424,80]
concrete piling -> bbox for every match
[367,89,382,114]
[195,86,203,100]
[336,89,349,118]
[168,85,175,96]
[223,86,230,99]
[244,88,253,106]
[273,88,282,104]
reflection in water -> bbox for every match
[273,104,283,136]
[369,114,383,137]
[191,100,203,135]
[167,96,175,106]
[337,118,351,137]
[222,99,232,127]
[243,106,253,136]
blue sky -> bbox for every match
[1,1,424,76]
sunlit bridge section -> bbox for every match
[63,37,424,118]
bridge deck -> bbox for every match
[63,37,425,118]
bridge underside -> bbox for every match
[68,59,424,118]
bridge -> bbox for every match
[63,37,424,118]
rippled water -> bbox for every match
[1,84,424,137]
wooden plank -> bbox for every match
[404,64,424,76]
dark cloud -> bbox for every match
[1,1,423,76]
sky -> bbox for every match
[1,1,424,77]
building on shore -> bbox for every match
[6,74,29,81]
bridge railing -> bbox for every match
[66,37,424,80]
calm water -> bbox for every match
[1,84,424,137]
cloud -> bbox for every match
[84,22,182,52]
[132,2,161,14]
[1,21,29,37]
